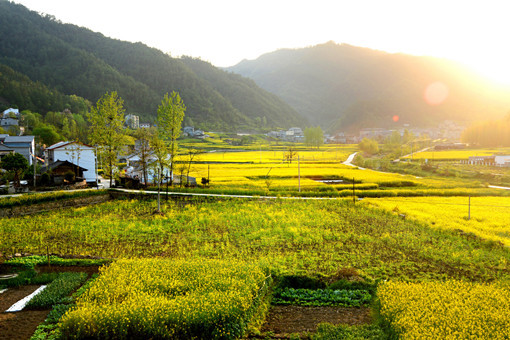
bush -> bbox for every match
[64,171,75,183]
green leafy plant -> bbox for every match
[26,272,88,309]
[272,288,372,307]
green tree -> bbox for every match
[359,138,379,155]
[134,127,155,185]
[33,125,62,146]
[304,126,324,148]
[0,152,29,187]
[88,91,125,187]
[157,92,186,185]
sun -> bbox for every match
[463,56,510,87]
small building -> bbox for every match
[183,126,194,136]
[467,156,495,166]
[0,117,19,129]
[495,155,510,167]
[0,135,35,165]
[40,160,88,185]
[125,114,140,129]
[2,108,20,118]
[0,144,15,160]
[45,141,97,183]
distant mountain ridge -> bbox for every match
[227,41,510,132]
[0,1,306,130]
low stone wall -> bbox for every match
[0,193,112,218]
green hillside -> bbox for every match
[0,1,305,130]
[0,63,90,114]
[228,41,510,132]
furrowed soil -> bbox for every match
[259,305,372,338]
[0,265,100,340]
[0,285,48,340]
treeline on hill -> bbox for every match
[461,115,510,147]
[0,1,306,131]
[228,41,510,132]
[0,63,90,115]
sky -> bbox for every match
[12,0,510,84]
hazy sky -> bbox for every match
[13,0,510,84]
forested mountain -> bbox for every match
[227,42,510,132]
[0,1,305,130]
[0,63,90,114]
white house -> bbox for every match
[495,156,510,167]
[2,108,20,118]
[45,141,97,183]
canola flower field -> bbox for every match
[3,194,510,338]
[2,198,509,282]
[364,196,510,247]
[60,258,269,339]
[378,280,510,339]
[168,146,505,196]
[4,141,510,338]
[402,147,510,160]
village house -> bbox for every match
[0,134,35,165]
[465,155,510,167]
[45,141,97,184]
[40,160,88,185]
[125,114,140,129]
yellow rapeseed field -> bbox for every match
[59,258,269,339]
[364,196,510,247]
[404,147,510,160]
[378,280,510,339]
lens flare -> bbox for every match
[424,81,449,105]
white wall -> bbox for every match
[53,143,97,182]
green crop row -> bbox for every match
[27,272,88,309]
[273,288,372,307]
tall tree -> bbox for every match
[134,127,155,185]
[1,152,29,187]
[304,126,324,149]
[87,91,125,187]
[157,92,185,185]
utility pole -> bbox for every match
[157,168,161,212]
[33,149,36,191]
[298,155,301,192]
[166,170,169,202]
[352,177,356,204]
[468,195,471,220]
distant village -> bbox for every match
[1,108,509,194]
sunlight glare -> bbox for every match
[424,82,449,106]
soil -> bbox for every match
[0,266,100,340]
[259,305,372,338]
[0,285,49,340]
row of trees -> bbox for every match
[88,91,186,187]
[461,115,510,147]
